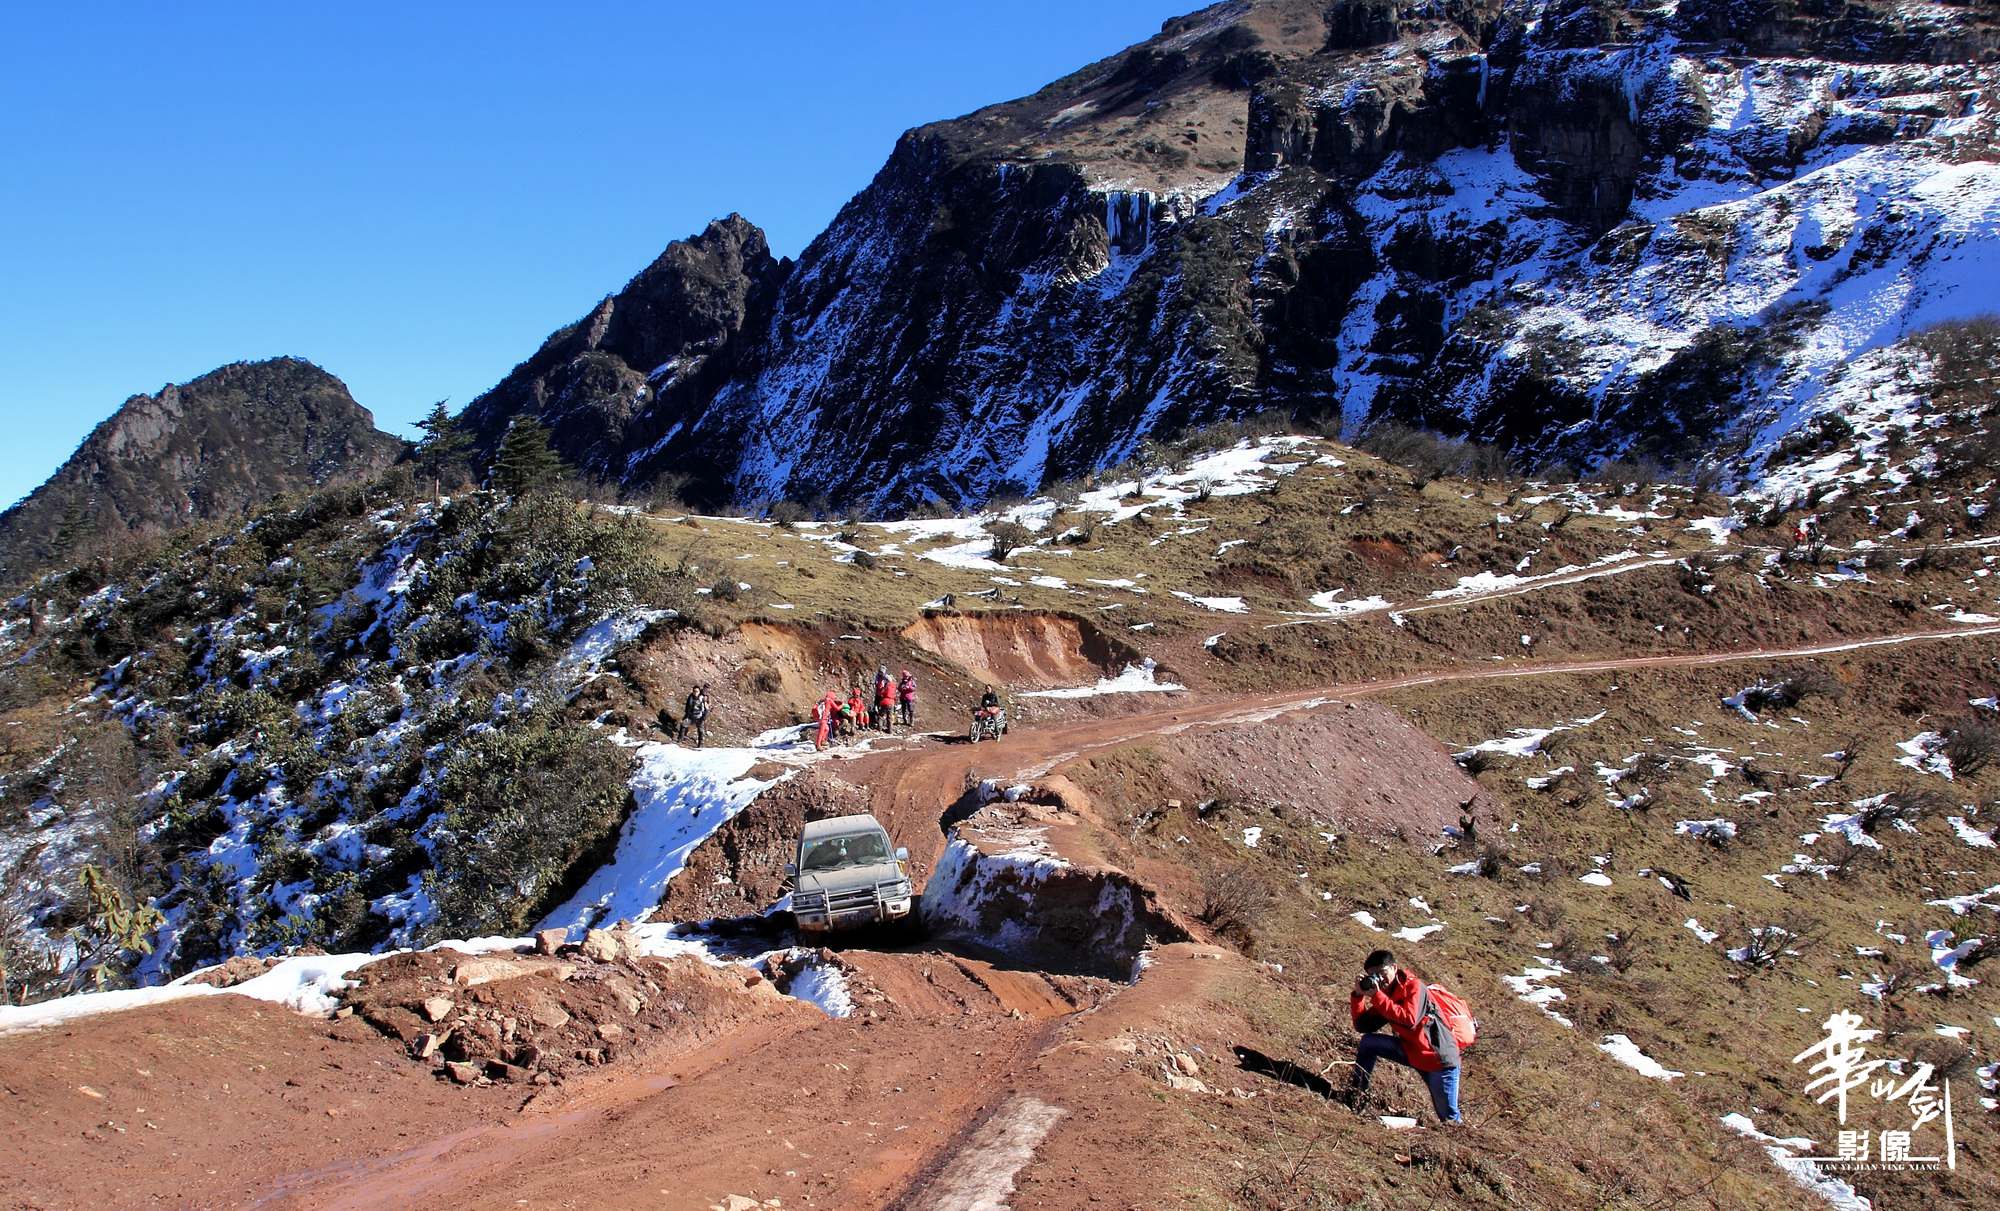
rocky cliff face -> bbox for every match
[470,0,2000,509]
[0,358,403,581]
[459,216,788,487]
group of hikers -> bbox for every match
[811,665,918,749]
[660,667,1007,754]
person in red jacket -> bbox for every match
[846,685,868,738]
[874,667,897,731]
[812,691,838,751]
[1343,948,1462,1123]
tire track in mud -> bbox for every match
[892,1094,1067,1211]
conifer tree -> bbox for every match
[490,415,569,496]
[413,399,471,499]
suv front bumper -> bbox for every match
[795,892,913,933]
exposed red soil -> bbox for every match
[0,995,514,1210]
[5,623,1997,1210]
[604,618,980,743]
[1137,701,1490,838]
[897,610,1136,689]
[268,951,1094,1211]
[656,767,878,922]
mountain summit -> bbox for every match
[467,0,1999,511]
[0,357,403,581]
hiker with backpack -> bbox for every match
[1342,948,1473,1125]
[681,684,711,748]
[873,665,896,731]
[896,669,917,727]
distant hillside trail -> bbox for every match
[3,621,1995,1210]
[855,620,2000,876]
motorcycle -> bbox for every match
[968,705,1008,743]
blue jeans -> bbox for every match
[1354,1033,1461,1122]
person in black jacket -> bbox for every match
[681,684,710,748]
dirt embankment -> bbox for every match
[1065,699,1491,844]
[656,767,881,922]
[592,614,1091,744]
[589,619,958,739]
[909,701,1484,978]
[338,937,803,1089]
[923,830,1191,978]
[899,610,1141,689]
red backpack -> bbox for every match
[1425,984,1478,1051]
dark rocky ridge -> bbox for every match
[459,215,788,485]
[0,358,403,583]
[464,0,1999,509]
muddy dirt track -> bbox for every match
[4,622,1997,1211]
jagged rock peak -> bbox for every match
[459,214,789,488]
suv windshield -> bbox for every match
[801,831,891,872]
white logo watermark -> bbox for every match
[1790,1009,1958,1172]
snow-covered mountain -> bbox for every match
[464,0,1998,511]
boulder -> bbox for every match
[410,1031,449,1061]
[604,975,647,1016]
[534,928,568,956]
[181,955,281,989]
[579,929,622,963]
[1164,1069,1209,1094]
[452,956,531,988]
[444,1061,482,1085]
[420,997,456,1023]
[446,1018,504,1063]
[526,999,571,1031]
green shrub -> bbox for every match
[425,705,634,936]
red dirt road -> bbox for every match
[4,623,1995,1210]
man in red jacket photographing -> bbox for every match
[1343,948,1471,1124]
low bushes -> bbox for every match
[426,703,635,937]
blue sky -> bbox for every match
[0,1,1196,510]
